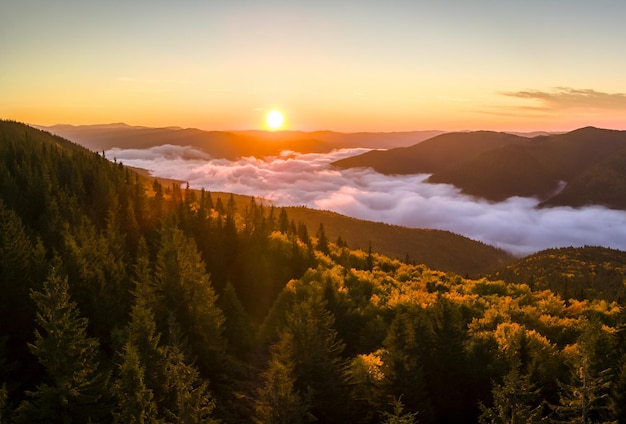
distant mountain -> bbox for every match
[490,246,626,301]
[38,123,443,159]
[231,129,445,150]
[334,127,626,209]
[333,131,526,174]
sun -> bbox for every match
[265,109,285,130]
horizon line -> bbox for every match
[29,121,626,135]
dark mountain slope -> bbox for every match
[530,127,626,180]
[430,127,626,206]
[490,246,626,301]
[332,131,526,174]
[285,207,513,276]
[428,141,560,201]
[542,141,626,208]
[335,127,626,209]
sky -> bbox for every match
[107,145,626,256]
[2,0,626,132]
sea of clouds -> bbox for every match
[107,145,626,256]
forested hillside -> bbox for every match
[284,207,511,276]
[491,246,626,302]
[1,120,626,423]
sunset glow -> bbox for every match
[2,2,626,132]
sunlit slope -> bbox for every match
[285,207,513,276]
[490,246,626,302]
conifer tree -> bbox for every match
[315,223,330,255]
[154,223,225,376]
[15,264,108,423]
[112,342,161,424]
[215,197,225,215]
[227,193,237,214]
[381,397,419,424]
[255,356,313,424]
[344,352,386,422]
[126,266,166,408]
[427,296,474,421]
[161,319,219,424]
[278,209,290,234]
[219,282,255,359]
[0,200,45,375]
[366,243,374,271]
[479,359,542,424]
[609,353,626,421]
[553,320,613,423]
[381,308,432,422]
[271,291,347,423]
[204,189,215,211]
[297,222,310,246]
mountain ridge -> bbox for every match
[334,127,626,209]
[37,123,445,157]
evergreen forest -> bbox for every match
[1,120,626,423]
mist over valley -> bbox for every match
[71,125,626,256]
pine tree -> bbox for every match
[381,397,419,424]
[62,215,130,346]
[255,357,313,424]
[0,200,46,390]
[315,223,330,255]
[381,308,432,422]
[161,320,219,424]
[553,320,613,423]
[427,296,474,421]
[15,264,108,423]
[112,342,161,424]
[219,282,255,359]
[204,189,215,211]
[278,209,289,234]
[366,243,374,271]
[125,286,166,408]
[297,222,310,247]
[609,353,626,421]
[154,224,225,376]
[344,351,386,422]
[215,197,225,215]
[479,359,542,424]
[271,291,347,423]
[226,193,237,215]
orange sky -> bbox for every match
[2,1,626,132]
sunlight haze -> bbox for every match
[2,1,626,131]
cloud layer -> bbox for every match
[108,146,626,256]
